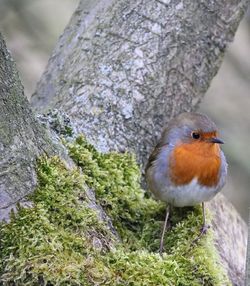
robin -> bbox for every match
[145,112,227,255]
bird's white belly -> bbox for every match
[153,178,218,207]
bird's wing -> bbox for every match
[145,140,168,173]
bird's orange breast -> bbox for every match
[169,142,221,187]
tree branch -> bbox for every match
[28,0,249,284]
[32,0,248,166]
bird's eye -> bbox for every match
[191,132,200,140]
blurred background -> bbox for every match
[0,0,249,221]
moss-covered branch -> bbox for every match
[0,137,229,285]
[30,0,248,282]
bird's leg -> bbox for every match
[159,204,170,256]
[200,202,210,234]
[192,202,210,245]
[201,202,206,232]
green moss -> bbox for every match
[0,136,230,285]
[0,157,114,285]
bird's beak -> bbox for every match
[208,137,224,144]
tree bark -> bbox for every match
[246,211,250,285]
[207,194,247,286]
[32,0,248,167]
[3,0,249,284]
[0,34,59,221]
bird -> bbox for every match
[145,112,227,255]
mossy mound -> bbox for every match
[0,136,229,285]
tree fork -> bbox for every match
[2,0,249,284]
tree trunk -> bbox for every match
[0,34,58,221]
[1,0,249,285]
[32,0,248,167]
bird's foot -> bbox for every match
[191,224,210,245]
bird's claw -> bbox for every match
[200,224,210,235]
[191,224,210,245]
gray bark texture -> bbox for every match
[0,34,58,221]
[32,0,248,167]
[246,211,250,285]
[207,194,248,286]
[9,0,250,284]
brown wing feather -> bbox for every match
[145,140,168,173]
